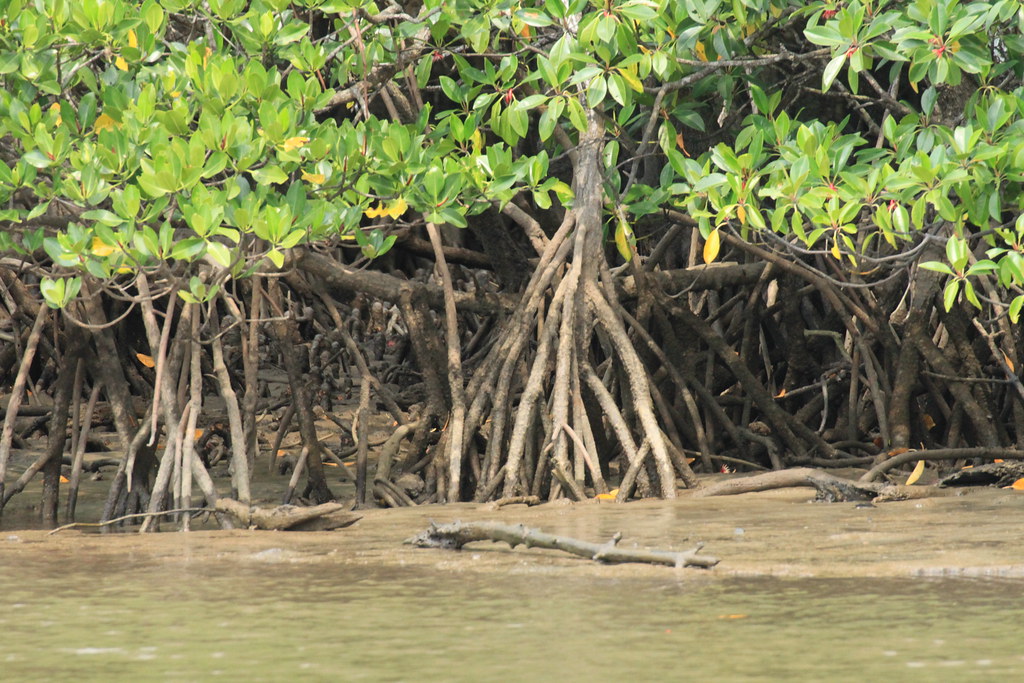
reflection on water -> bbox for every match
[1,552,1022,681]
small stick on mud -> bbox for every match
[49,508,213,534]
[405,521,718,569]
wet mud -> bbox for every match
[3,481,1022,579]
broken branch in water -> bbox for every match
[404,521,718,569]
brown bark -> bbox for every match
[266,279,335,504]
[406,521,718,568]
[295,249,515,315]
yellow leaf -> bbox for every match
[282,136,310,152]
[170,90,181,98]
[775,388,787,398]
[615,67,644,92]
[128,29,138,49]
[718,614,749,620]
[904,459,926,486]
[703,228,721,264]
[60,475,69,483]
[90,236,116,257]
[470,129,483,155]
[595,488,620,501]
[93,112,118,134]
[115,56,128,71]
[384,197,408,219]
[909,80,919,94]
[136,353,155,368]
[1009,478,1024,490]
[1003,353,1015,372]
[994,458,1004,463]
[695,41,708,61]
[301,170,326,185]
[364,203,386,219]
[921,413,935,430]
[615,219,634,262]
[194,429,204,439]
[830,242,841,260]
[736,205,747,225]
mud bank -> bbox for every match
[3,485,1022,579]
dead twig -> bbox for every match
[49,507,213,534]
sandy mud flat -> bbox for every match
[3,485,1022,579]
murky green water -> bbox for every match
[1,550,1021,681]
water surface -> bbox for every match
[1,550,1020,681]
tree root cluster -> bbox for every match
[5,122,1024,525]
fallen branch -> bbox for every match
[692,467,942,502]
[404,521,718,569]
[215,498,362,531]
[859,447,1024,482]
[939,461,1024,488]
[487,495,542,508]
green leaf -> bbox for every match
[81,209,124,226]
[946,236,968,271]
[566,98,587,132]
[265,248,284,269]
[919,261,954,275]
[943,279,960,311]
[1010,295,1024,324]
[206,241,232,267]
[822,54,846,92]
[804,26,844,46]
[587,76,607,108]
[22,150,52,168]
[251,166,289,185]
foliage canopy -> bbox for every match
[0,0,1021,311]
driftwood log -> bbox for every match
[939,461,1024,488]
[692,467,945,502]
[405,521,718,569]
[214,499,361,531]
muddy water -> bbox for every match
[3,485,1024,680]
